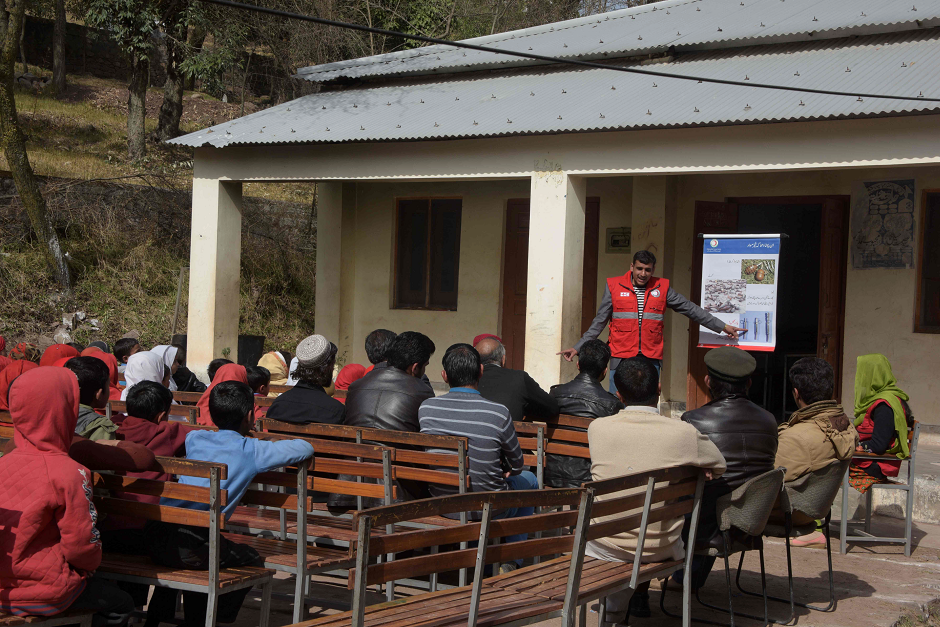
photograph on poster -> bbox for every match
[703,279,747,313]
[741,259,775,285]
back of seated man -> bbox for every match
[419,343,539,573]
[546,339,624,488]
[773,357,857,546]
[267,335,344,425]
[587,357,726,622]
[475,337,558,422]
[679,346,778,590]
[345,331,435,433]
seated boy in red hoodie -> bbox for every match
[0,367,135,627]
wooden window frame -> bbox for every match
[392,196,462,311]
[915,189,940,333]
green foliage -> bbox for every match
[83,0,160,59]
[180,17,248,98]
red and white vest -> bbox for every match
[607,275,669,360]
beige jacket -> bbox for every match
[587,407,727,562]
[775,401,858,483]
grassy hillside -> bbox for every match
[0,72,319,354]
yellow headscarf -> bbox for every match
[853,354,910,459]
[258,351,289,387]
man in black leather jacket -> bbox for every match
[345,331,435,433]
[475,338,558,423]
[546,339,624,488]
[679,346,778,589]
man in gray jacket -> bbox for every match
[560,250,742,391]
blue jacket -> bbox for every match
[163,429,314,519]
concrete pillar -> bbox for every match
[314,183,343,344]
[524,170,586,389]
[187,178,242,376]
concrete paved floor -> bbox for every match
[207,513,940,627]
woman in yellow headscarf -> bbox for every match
[258,351,290,393]
[849,354,913,493]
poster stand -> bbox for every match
[697,233,786,351]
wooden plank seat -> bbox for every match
[220,533,350,571]
[107,399,199,423]
[0,610,95,627]
[285,464,708,627]
[292,584,561,627]
[91,456,278,627]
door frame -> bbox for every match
[687,195,850,410]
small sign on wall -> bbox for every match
[605,227,631,254]
[851,179,915,269]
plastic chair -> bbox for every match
[736,459,851,623]
[840,421,920,557]
[661,468,785,627]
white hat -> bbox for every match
[296,334,334,367]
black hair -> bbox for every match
[113,338,140,362]
[633,250,657,267]
[577,339,611,381]
[387,331,436,372]
[64,356,111,406]
[207,358,234,382]
[294,345,336,387]
[246,365,272,392]
[789,357,834,405]
[279,351,293,366]
[365,329,398,365]
[67,342,85,352]
[209,381,255,431]
[443,343,481,388]
[171,344,186,365]
[613,356,659,406]
[126,380,173,422]
[707,376,749,400]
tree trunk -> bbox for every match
[240,49,252,117]
[0,0,70,290]
[52,0,66,96]
[184,26,206,91]
[127,54,149,160]
[17,14,24,74]
[155,26,184,140]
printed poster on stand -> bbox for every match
[698,235,781,351]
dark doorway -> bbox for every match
[688,197,849,421]
[501,198,600,370]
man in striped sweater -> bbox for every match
[418,343,539,573]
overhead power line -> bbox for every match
[197,0,940,103]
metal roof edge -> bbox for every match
[169,108,940,150]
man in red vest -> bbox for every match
[559,250,743,391]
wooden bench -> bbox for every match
[259,421,475,592]
[516,414,595,488]
[107,399,199,424]
[92,456,277,627]
[0,610,95,627]
[288,464,706,627]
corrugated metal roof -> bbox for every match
[295,0,940,83]
[171,30,940,148]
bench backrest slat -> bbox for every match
[108,400,198,423]
[93,473,228,506]
[94,497,216,528]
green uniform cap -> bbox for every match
[704,346,756,382]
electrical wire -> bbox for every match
[197,0,940,102]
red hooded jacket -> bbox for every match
[0,368,103,616]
